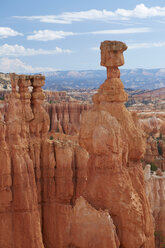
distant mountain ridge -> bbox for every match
[1,68,165,91]
[43,68,165,91]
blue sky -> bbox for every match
[1,0,165,73]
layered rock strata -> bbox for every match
[79,40,155,248]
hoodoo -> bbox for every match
[79,40,155,247]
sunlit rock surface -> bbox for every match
[79,41,155,248]
[0,41,157,248]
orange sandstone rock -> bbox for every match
[40,137,89,248]
[0,111,12,248]
[79,40,155,248]
[69,196,120,248]
[144,165,165,248]
[45,101,91,135]
[0,42,156,248]
[1,73,45,248]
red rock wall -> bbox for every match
[0,76,45,248]
[0,74,92,248]
[45,102,91,135]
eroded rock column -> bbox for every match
[79,41,155,248]
[29,75,50,215]
[0,111,12,248]
[3,74,44,248]
[145,165,165,248]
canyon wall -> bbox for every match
[0,90,92,136]
[45,102,91,135]
[45,102,165,171]
[44,90,91,136]
[0,73,118,248]
[0,74,45,248]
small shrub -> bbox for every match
[159,133,163,140]
[158,144,163,156]
[154,231,165,248]
[49,135,54,140]
[150,163,157,171]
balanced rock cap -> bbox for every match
[100,40,127,52]
[100,40,128,68]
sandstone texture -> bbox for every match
[144,164,165,248]
[138,113,165,171]
[69,196,120,248]
[45,101,91,135]
[0,73,90,248]
[0,41,157,248]
[79,40,155,248]
[0,74,45,248]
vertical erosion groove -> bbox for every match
[70,149,77,207]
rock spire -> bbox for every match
[79,40,155,247]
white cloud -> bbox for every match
[0,27,23,39]
[91,27,150,35]
[27,27,150,41]
[0,44,72,56]
[91,47,99,51]
[0,57,57,73]
[128,42,165,49]
[27,30,75,41]
[14,4,165,24]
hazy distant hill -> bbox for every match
[44,70,106,90]
[44,68,165,91]
[0,69,165,91]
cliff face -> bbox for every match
[69,197,120,248]
[44,89,91,136]
[0,111,12,247]
[0,74,45,248]
[79,41,155,248]
[0,73,90,248]
[40,138,89,248]
[45,102,91,135]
